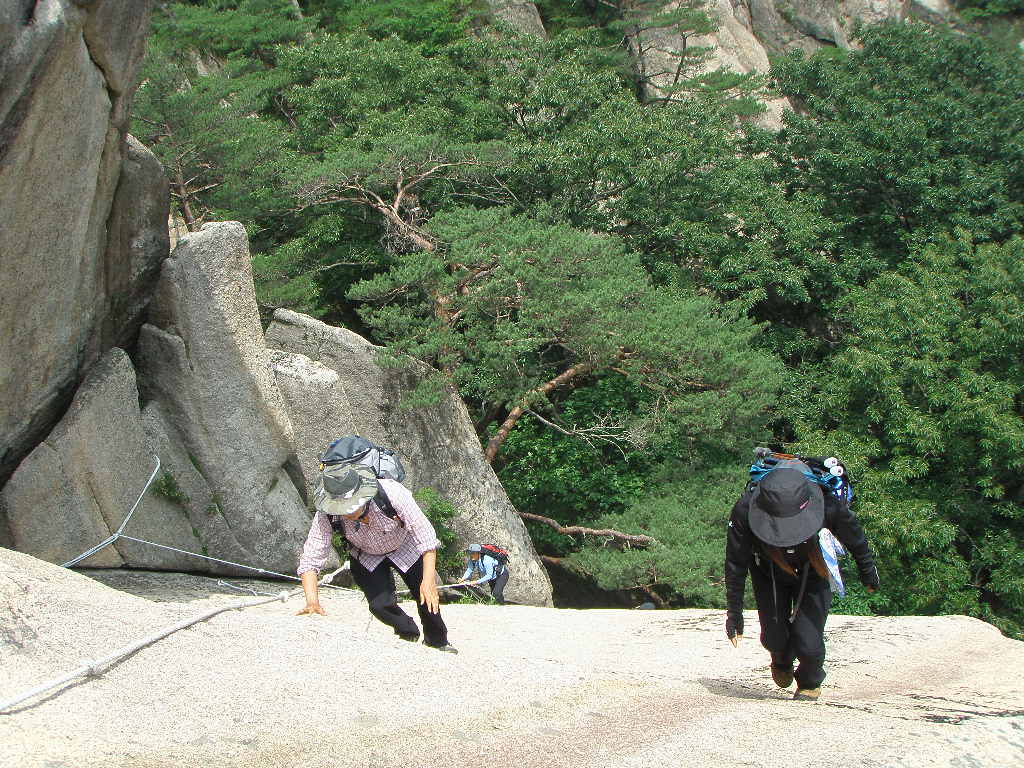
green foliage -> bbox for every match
[956,0,1024,20]
[791,235,1024,636]
[771,23,1024,273]
[352,207,784,460]
[152,471,190,507]
[135,5,1024,633]
[500,377,656,539]
[158,0,313,58]
[131,3,297,232]
[412,487,463,575]
[567,454,749,607]
[306,0,475,52]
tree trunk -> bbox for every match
[173,165,199,232]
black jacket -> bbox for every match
[724,487,879,623]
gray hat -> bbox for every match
[319,464,379,518]
[466,543,482,553]
[749,467,824,547]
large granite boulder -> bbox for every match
[484,1,547,37]
[101,134,171,352]
[0,349,199,569]
[624,0,955,130]
[265,309,553,606]
[137,223,322,576]
[0,0,159,489]
[625,0,791,129]
[745,0,953,56]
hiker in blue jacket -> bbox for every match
[724,461,879,701]
[460,544,509,604]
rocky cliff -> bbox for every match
[0,2,552,603]
[0,0,164,492]
[265,310,552,606]
[499,1,957,128]
[1,219,553,602]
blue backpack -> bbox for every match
[748,447,854,505]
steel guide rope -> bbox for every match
[2,455,477,713]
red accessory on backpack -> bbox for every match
[480,544,509,564]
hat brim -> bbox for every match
[749,481,825,547]
[319,465,379,517]
[320,490,376,517]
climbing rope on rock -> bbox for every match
[2,456,474,714]
[61,455,350,587]
[0,566,362,715]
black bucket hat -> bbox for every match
[749,467,824,547]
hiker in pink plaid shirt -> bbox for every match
[296,467,458,654]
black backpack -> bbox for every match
[318,436,407,529]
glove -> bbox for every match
[860,564,880,592]
[726,613,743,641]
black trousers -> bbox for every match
[490,567,509,604]
[349,554,448,647]
[749,564,832,689]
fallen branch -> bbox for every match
[518,511,656,549]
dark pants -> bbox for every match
[749,564,832,689]
[490,567,509,604]
[349,555,448,647]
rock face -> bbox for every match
[265,309,554,606]
[0,0,159,489]
[0,349,201,569]
[2,558,1022,767]
[624,0,953,130]
[136,223,317,577]
[484,1,547,37]
[102,134,171,351]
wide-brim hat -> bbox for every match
[749,467,824,547]
[319,464,379,517]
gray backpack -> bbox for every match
[319,436,407,482]
[318,436,406,528]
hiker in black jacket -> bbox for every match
[724,463,879,701]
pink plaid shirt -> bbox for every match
[296,479,441,575]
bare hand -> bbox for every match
[419,581,440,614]
[296,603,326,616]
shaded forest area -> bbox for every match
[134,1,1024,635]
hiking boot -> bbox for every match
[793,687,821,702]
[771,664,794,689]
[425,642,459,654]
[398,633,420,643]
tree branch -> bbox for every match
[519,511,657,549]
[484,360,594,463]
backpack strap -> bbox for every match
[760,544,797,577]
[373,485,404,526]
[760,540,829,581]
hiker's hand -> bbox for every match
[297,602,326,616]
[419,581,440,614]
[726,614,743,646]
[859,565,880,593]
